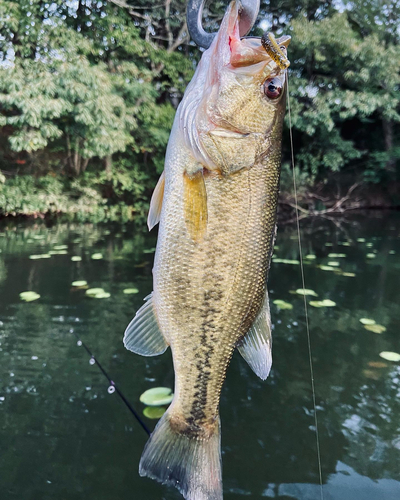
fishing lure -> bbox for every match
[261,32,290,70]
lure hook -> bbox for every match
[187,0,260,49]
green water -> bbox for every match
[1,213,400,500]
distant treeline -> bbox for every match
[0,0,399,221]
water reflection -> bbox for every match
[0,213,399,499]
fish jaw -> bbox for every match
[178,0,290,175]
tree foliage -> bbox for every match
[0,0,399,220]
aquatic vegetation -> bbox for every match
[143,407,167,419]
[29,254,51,260]
[295,288,318,296]
[328,253,346,258]
[273,258,300,265]
[379,352,400,362]
[366,253,376,259]
[305,254,316,260]
[360,318,376,325]
[139,387,174,407]
[273,299,293,310]
[318,265,336,272]
[72,280,87,287]
[364,324,386,334]
[327,261,340,267]
[309,299,336,307]
[123,288,139,294]
[19,291,40,302]
[85,288,110,298]
[91,253,103,260]
[71,256,82,261]
[341,272,356,277]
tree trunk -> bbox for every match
[104,155,113,179]
[382,119,396,172]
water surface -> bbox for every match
[1,213,400,499]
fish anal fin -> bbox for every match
[184,170,208,243]
[237,293,272,380]
[123,292,168,356]
[147,171,165,231]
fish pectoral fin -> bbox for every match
[147,171,165,231]
[183,170,208,243]
[237,292,272,380]
[123,292,169,356]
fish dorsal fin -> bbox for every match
[147,171,165,231]
[123,292,169,356]
[237,292,272,380]
[183,170,208,242]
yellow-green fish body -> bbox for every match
[124,2,290,499]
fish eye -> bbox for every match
[264,77,283,99]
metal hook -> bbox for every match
[187,0,260,49]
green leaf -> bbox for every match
[20,291,41,302]
[309,299,337,307]
[295,288,318,296]
[379,352,400,362]
[359,318,376,325]
[364,324,386,334]
[123,288,139,294]
[273,299,293,310]
[91,253,103,260]
[72,280,87,287]
[143,406,166,419]
[140,387,174,406]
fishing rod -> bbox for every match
[70,328,151,436]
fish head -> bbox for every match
[180,1,290,175]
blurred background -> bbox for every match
[1,2,400,500]
[0,0,399,221]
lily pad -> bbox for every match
[318,265,336,272]
[366,253,376,259]
[379,351,400,362]
[368,361,388,369]
[29,254,51,260]
[91,253,103,260]
[143,406,166,419]
[327,261,340,267]
[309,299,336,308]
[305,254,317,260]
[357,238,366,243]
[341,272,356,277]
[273,299,293,310]
[362,369,381,380]
[140,387,174,407]
[328,253,346,258]
[123,288,139,294]
[364,324,386,334]
[295,288,318,297]
[71,256,82,262]
[54,245,68,250]
[325,243,333,247]
[366,242,374,248]
[20,291,40,302]
[72,280,88,287]
[359,318,376,325]
[85,288,105,296]
[92,292,111,299]
[389,250,396,255]
[49,250,68,255]
[273,258,300,265]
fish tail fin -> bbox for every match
[139,409,222,500]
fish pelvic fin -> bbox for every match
[184,170,208,243]
[123,292,169,356]
[147,171,165,231]
[139,409,222,500]
[237,291,272,380]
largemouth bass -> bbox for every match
[124,2,290,499]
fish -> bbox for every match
[123,2,290,499]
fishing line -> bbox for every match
[286,77,324,500]
[70,329,151,436]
